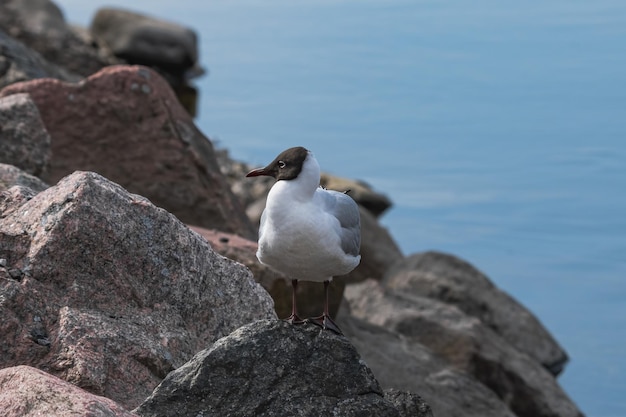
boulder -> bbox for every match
[0,93,51,176]
[0,365,136,417]
[134,319,404,417]
[384,251,568,375]
[0,0,117,77]
[337,310,516,417]
[0,164,48,194]
[0,29,80,90]
[0,65,256,238]
[214,148,288,221]
[90,8,201,81]
[0,171,275,408]
[344,280,584,417]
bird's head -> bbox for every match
[246,146,310,181]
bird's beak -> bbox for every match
[246,167,272,177]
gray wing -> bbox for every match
[320,189,361,256]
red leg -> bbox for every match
[284,279,304,324]
[309,280,343,335]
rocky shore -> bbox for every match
[0,1,584,416]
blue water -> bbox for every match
[57,1,626,416]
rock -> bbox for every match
[189,226,345,320]
[214,148,285,220]
[0,29,80,89]
[383,389,433,417]
[0,171,275,408]
[0,93,51,176]
[0,0,118,77]
[337,310,517,417]
[90,8,201,81]
[344,280,584,417]
[0,365,136,417]
[0,65,256,238]
[134,319,403,417]
[320,173,392,217]
[0,185,39,219]
[384,251,569,375]
[0,164,49,193]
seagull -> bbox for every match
[246,146,361,334]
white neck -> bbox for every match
[268,152,320,204]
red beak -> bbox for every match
[246,167,272,177]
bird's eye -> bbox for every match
[278,161,286,169]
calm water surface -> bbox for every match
[58,1,626,416]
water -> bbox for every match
[56,1,626,416]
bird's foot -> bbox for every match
[308,314,343,335]
[283,314,306,325]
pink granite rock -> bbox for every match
[0,65,255,239]
[0,365,136,417]
[0,171,275,408]
[0,163,48,194]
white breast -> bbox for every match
[256,155,361,282]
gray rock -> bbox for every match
[385,251,569,375]
[90,8,199,78]
[338,309,517,417]
[383,389,433,417]
[0,171,275,408]
[0,0,116,77]
[0,94,51,177]
[345,280,584,417]
[134,319,403,417]
[0,29,80,89]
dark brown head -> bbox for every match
[245,146,310,181]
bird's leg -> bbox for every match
[284,279,304,324]
[309,280,343,335]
